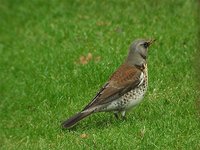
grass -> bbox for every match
[0,0,200,149]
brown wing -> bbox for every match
[83,64,142,110]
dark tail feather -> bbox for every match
[62,111,92,128]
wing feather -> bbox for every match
[83,64,142,110]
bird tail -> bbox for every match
[62,111,92,128]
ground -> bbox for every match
[0,0,200,149]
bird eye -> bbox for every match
[143,42,148,48]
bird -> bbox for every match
[62,38,155,128]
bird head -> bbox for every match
[126,39,155,66]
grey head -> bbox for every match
[126,39,155,66]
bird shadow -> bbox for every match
[61,114,127,132]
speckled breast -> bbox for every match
[120,66,148,110]
[100,65,148,112]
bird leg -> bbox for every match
[114,111,119,119]
[121,111,126,120]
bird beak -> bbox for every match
[148,39,156,46]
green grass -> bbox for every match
[0,0,200,149]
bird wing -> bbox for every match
[83,64,143,110]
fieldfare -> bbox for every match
[62,38,155,128]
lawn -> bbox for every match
[0,0,200,149]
